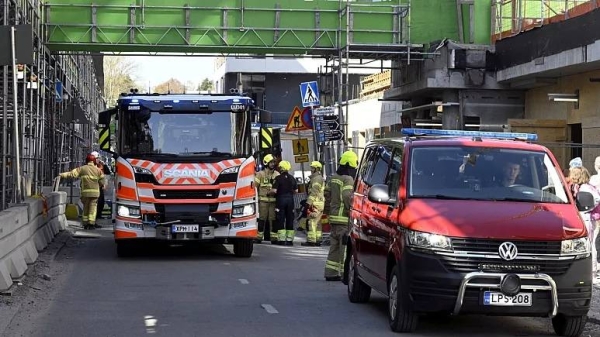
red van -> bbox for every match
[343,129,594,337]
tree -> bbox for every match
[103,56,138,106]
[154,78,185,94]
[184,80,196,93]
[198,78,214,92]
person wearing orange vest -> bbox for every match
[59,152,105,230]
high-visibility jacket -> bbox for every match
[324,174,354,225]
[255,168,280,203]
[307,172,325,212]
[60,162,105,198]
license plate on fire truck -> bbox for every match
[171,224,199,233]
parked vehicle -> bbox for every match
[98,93,271,257]
[344,128,594,337]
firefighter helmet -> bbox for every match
[339,150,358,168]
[310,161,322,170]
[86,153,97,164]
[263,154,275,165]
[278,160,292,172]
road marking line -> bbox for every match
[238,278,249,284]
[223,262,231,265]
[261,304,279,314]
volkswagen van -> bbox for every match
[343,128,594,337]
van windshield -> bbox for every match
[408,146,569,204]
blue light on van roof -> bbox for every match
[401,128,538,141]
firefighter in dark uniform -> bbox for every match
[271,160,298,245]
[324,150,358,281]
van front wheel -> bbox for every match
[388,265,418,333]
[551,314,587,337]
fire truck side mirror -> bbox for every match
[259,110,272,123]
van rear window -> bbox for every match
[408,146,569,204]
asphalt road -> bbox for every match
[1,227,599,337]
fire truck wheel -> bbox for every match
[233,239,254,258]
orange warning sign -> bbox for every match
[285,106,311,132]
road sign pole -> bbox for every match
[297,131,307,192]
[310,105,319,162]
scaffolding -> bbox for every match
[0,0,105,210]
[317,0,431,173]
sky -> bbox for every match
[127,56,217,90]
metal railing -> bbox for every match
[492,0,596,42]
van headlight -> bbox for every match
[407,230,453,251]
[232,203,255,218]
[561,237,590,258]
[117,205,141,218]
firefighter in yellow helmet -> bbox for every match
[302,161,325,246]
[271,160,298,245]
[58,152,106,230]
[255,154,280,243]
[324,150,358,281]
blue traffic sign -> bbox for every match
[299,81,320,107]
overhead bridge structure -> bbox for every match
[43,0,419,57]
[3,0,480,209]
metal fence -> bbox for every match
[492,0,594,42]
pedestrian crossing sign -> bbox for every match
[285,106,311,132]
[299,81,320,107]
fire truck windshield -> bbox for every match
[119,110,251,157]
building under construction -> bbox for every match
[0,0,105,210]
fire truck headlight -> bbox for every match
[117,205,141,218]
[221,166,240,174]
[133,166,152,175]
[232,203,255,218]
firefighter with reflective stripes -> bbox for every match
[255,154,280,243]
[59,152,106,230]
[302,161,325,247]
[324,150,358,281]
[272,160,298,245]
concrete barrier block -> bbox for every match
[58,214,67,230]
[22,240,39,265]
[55,191,68,204]
[48,206,60,219]
[23,199,43,222]
[0,260,13,291]
[8,249,27,279]
[42,226,53,247]
[0,206,29,242]
[49,219,60,236]
[33,229,47,251]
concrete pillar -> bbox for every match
[442,90,461,130]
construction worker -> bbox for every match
[59,152,106,230]
[302,161,325,246]
[255,154,280,243]
[324,150,358,281]
[271,160,298,245]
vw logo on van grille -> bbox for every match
[498,242,518,261]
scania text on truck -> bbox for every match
[97,93,272,257]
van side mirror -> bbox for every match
[576,191,596,212]
[368,184,394,205]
